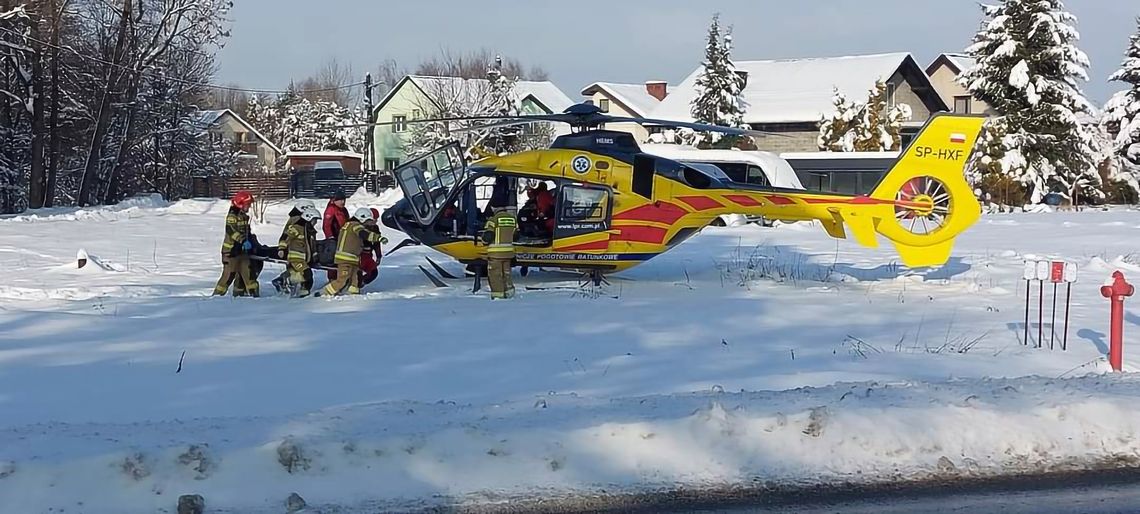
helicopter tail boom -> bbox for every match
[686,114,985,268]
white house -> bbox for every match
[650,52,949,152]
[579,81,667,141]
[187,109,281,170]
[371,75,574,169]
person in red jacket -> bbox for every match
[323,189,349,239]
[322,189,349,281]
[358,208,385,287]
[534,182,556,235]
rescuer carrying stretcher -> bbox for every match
[316,207,387,297]
[272,202,322,298]
[212,191,390,298]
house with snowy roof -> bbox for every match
[370,75,574,170]
[649,52,949,152]
[579,81,668,142]
[186,109,281,170]
[926,53,995,116]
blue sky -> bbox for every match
[215,0,1137,104]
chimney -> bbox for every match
[645,81,668,101]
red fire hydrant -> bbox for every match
[1100,271,1134,372]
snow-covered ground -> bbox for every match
[1,193,1139,513]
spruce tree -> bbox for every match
[959,0,1101,203]
[854,82,887,152]
[1103,16,1140,196]
[818,90,858,151]
[819,81,911,152]
[480,55,522,155]
[690,15,748,148]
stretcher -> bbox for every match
[246,238,339,271]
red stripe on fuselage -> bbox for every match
[677,196,724,211]
[556,240,610,252]
[611,225,668,245]
[724,194,762,207]
[614,201,688,225]
[764,195,795,205]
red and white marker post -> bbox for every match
[1023,259,1077,349]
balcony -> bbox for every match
[239,142,259,155]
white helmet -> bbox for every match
[298,203,321,223]
[353,207,376,223]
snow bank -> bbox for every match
[347,186,403,210]
[0,194,171,223]
[1,374,1136,514]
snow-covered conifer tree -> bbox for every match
[854,82,887,152]
[478,55,522,155]
[1103,17,1140,197]
[819,82,911,152]
[818,89,858,152]
[959,0,1101,203]
[689,15,748,148]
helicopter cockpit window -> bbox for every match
[393,143,468,224]
[679,162,728,189]
[560,185,609,223]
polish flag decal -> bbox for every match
[949,133,967,144]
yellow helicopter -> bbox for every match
[373,104,984,287]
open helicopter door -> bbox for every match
[392,143,467,225]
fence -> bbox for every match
[191,171,396,200]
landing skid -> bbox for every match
[425,257,460,279]
[385,238,420,256]
[417,265,448,288]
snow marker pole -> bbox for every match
[1038,280,1044,349]
[1050,282,1058,350]
[1023,279,1030,346]
[1062,282,1071,352]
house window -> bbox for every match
[886,82,897,108]
[385,159,400,170]
[411,109,422,120]
[953,96,972,114]
[392,115,407,132]
[598,98,610,113]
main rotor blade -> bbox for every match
[448,118,545,134]
[324,113,568,131]
[605,115,795,139]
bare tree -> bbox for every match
[413,48,547,81]
[203,85,250,117]
[295,57,355,105]
[373,57,406,96]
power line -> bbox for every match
[0,26,365,95]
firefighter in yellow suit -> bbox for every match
[273,202,321,297]
[481,206,516,299]
[318,207,386,296]
[213,190,259,297]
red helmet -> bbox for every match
[231,190,253,210]
[369,208,380,220]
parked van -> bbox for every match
[640,144,806,226]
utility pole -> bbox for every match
[363,73,375,173]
